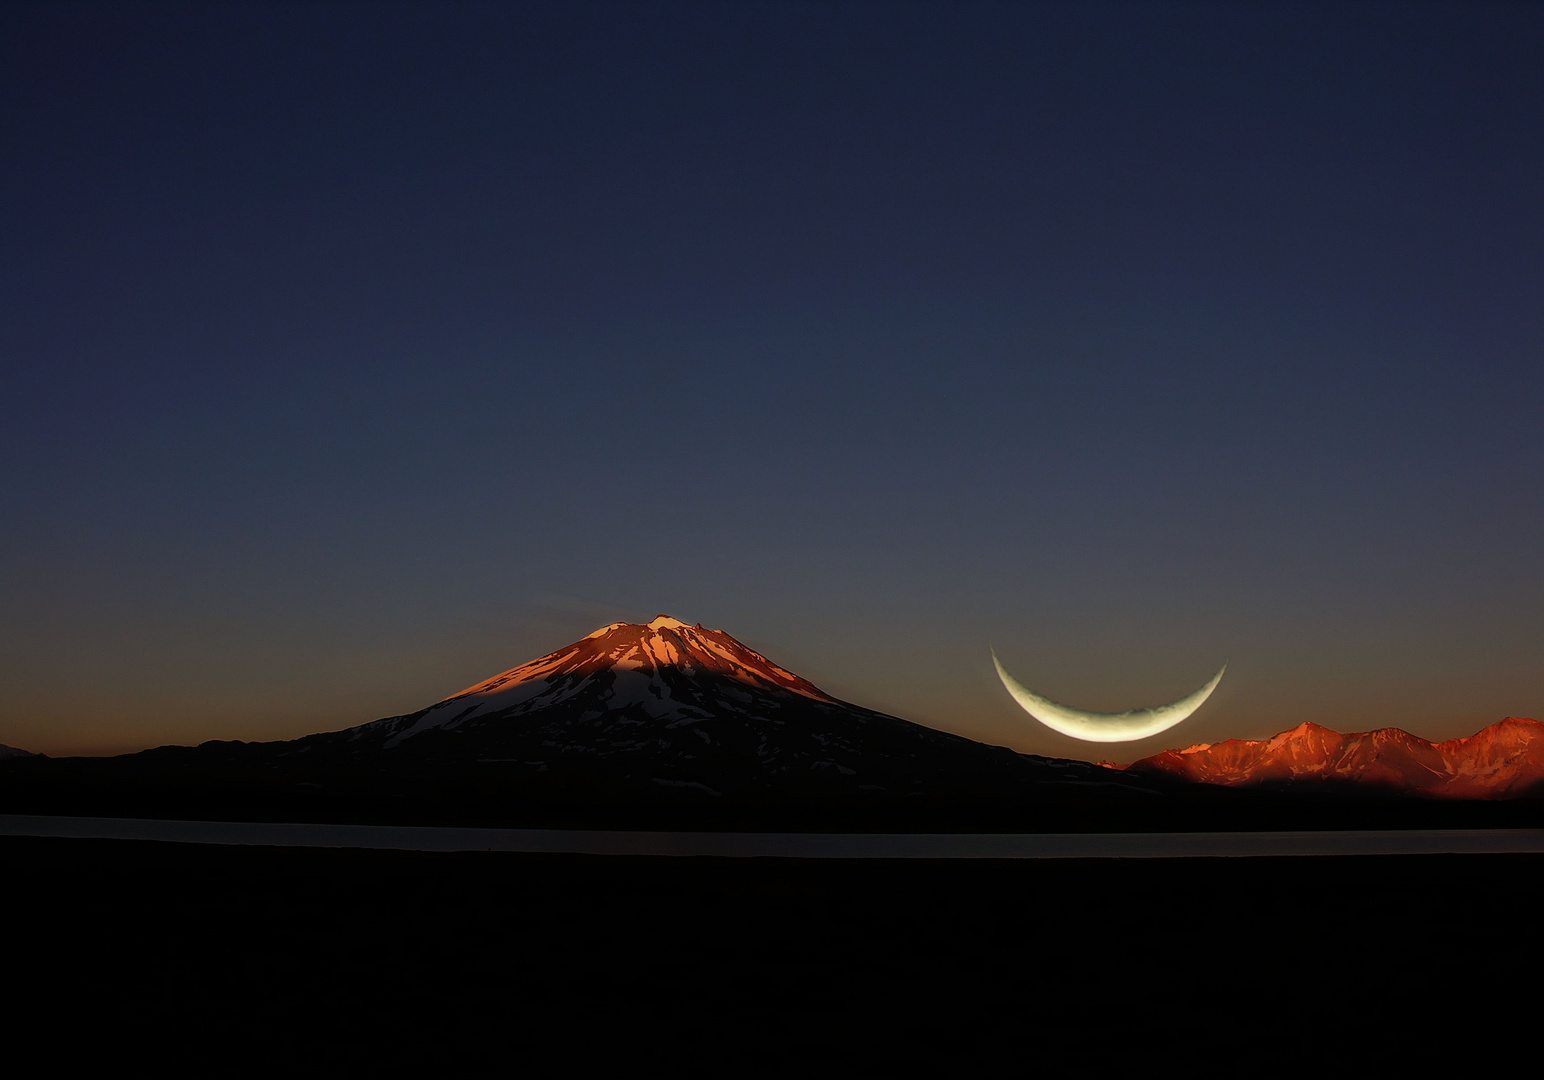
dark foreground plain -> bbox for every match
[6,838,1539,1072]
[7,814,1544,856]
[8,761,1544,833]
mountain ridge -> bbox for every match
[1122,716,1544,798]
[5,618,1540,827]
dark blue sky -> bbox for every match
[3,1,1541,757]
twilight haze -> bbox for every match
[2,2,1540,761]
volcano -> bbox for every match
[280,614,1132,798]
[32,616,1146,812]
[1124,717,1544,798]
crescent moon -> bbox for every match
[992,650,1225,743]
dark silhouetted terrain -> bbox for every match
[5,619,1543,830]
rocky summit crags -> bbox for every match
[366,615,842,752]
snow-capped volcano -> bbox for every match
[296,615,1131,797]
[371,615,840,750]
[6,616,1158,811]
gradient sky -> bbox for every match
[3,1,1541,761]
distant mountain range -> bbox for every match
[1122,717,1544,799]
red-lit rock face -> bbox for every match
[1127,717,1544,798]
[367,615,842,750]
[441,615,838,713]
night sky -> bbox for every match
[4,1,1541,760]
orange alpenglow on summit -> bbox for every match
[1123,717,1544,798]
